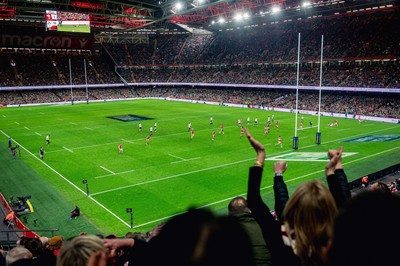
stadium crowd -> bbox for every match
[0,87,398,119]
[1,129,399,266]
[1,8,400,266]
[1,10,399,88]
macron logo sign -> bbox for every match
[1,34,93,49]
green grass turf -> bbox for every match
[57,24,90,33]
[1,99,399,238]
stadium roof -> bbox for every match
[0,0,399,36]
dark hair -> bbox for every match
[147,208,254,266]
[330,191,400,266]
[228,196,251,215]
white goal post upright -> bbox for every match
[293,32,301,150]
[84,58,89,104]
[316,35,324,144]
[69,58,74,105]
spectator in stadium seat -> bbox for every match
[0,249,5,266]
[329,190,400,266]
[57,235,106,266]
[100,208,254,266]
[228,196,272,266]
[48,236,64,257]
[368,181,391,194]
[5,246,32,266]
[245,128,348,266]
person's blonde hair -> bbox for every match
[56,235,105,266]
[283,179,337,266]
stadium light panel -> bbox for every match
[175,2,183,10]
[234,13,243,21]
[302,1,311,8]
[271,6,281,14]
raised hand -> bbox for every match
[326,146,343,176]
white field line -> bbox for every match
[121,139,135,144]
[171,157,201,164]
[91,125,399,197]
[2,115,6,117]
[2,125,398,229]
[40,112,45,115]
[168,154,186,161]
[363,124,375,127]
[15,122,20,125]
[338,128,350,131]
[298,125,318,130]
[0,129,131,228]
[35,132,42,136]
[100,166,115,175]
[24,126,29,130]
[133,145,400,229]
[70,122,78,125]
[85,127,94,131]
[63,146,74,153]
[94,169,135,179]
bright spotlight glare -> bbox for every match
[302,1,311,7]
[271,6,281,13]
[243,13,250,19]
[175,2,183,10]
[218,17,225,23]
[234,13,243,20]
[197,0,205,4]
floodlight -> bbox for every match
[302,2,311,8]
[271,6,281,14]
[234,13,243,21]
[175,2,183,10]
[218,17,225,23]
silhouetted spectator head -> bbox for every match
[48,236,64,256]
[56,235,105,266]
[5,246,32,266]
[147,208,254,266]
[228,196,251,215]
[0,250,5,266]
[329,191,400,266]
[22,237,43,260]
[368,181,391,194]
[283,179,337,266]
